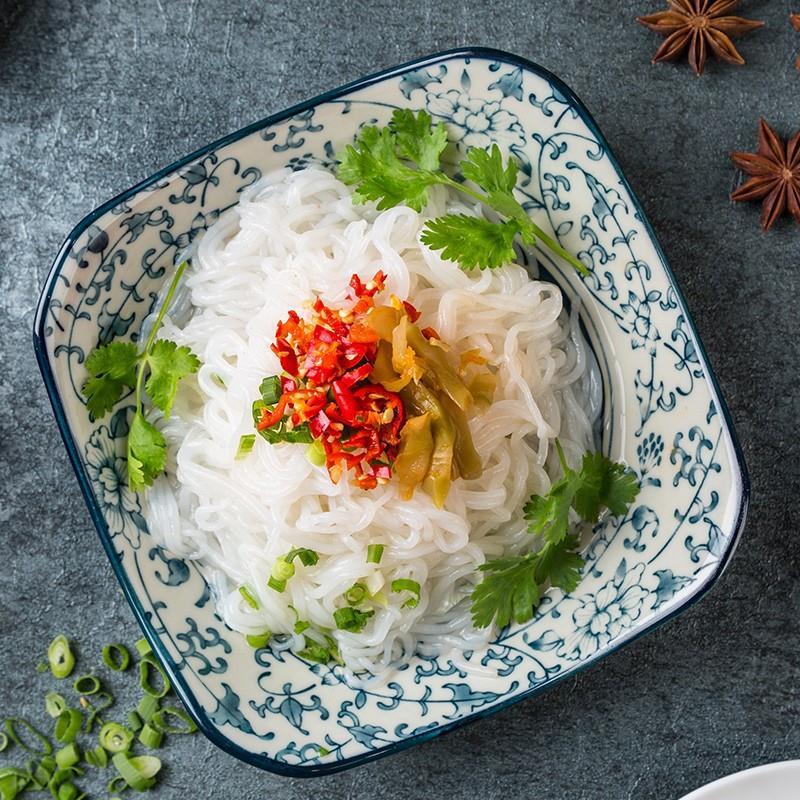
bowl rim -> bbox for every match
[33,46,750,777]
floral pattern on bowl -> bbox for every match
[33,48,748,776]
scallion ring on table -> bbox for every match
[24,758,53,790]
[151,706,197,734]
[72,675,101,695]
[98,722,134,753]
[45,692,68,719]
[107,775,129,794]
[55,743,81,770]
[85,745,108,768]
[136,695,159,724]
[138,724,163,749]
[53,709,82,744]
[5,717,53,755]
[134,638,151,658]
[101,644,131,672]
[0,767,29,799]
[138,659,170,698]
[111,753,161,791]
[0,732,7,752]
[47,635,75,680]
[83,691,113,733]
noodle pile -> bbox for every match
[144,166,600,677]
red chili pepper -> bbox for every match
[257,393,289,430]
[331,379,358,423]
[403,301,421,322]
[339,363,372,389]
[421,326,440,340]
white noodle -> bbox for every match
[143,166,599,680]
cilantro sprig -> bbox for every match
[82,262,200,491]
[337,109,587,275]
[470,442,639,629]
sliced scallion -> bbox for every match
[236,434,256,459]
[138,658,170,698]
[343,583,368,605]
[55,743,81,769]
[47,635,75,680]
[238,585,260,610]
[5,717,52,755]
[127,710,143,732]
[83,691,113,733]
[25,758,52,790]
[294,619,310,634]
[286,547,319,567]
[245,631,271,649]
[136,695,159,724]
[101,644,131,672]
[45,692,67,719]
[150,707,197,735]
[0,768,29,800]
[297,644,331,664]
[391,578,421,608]
[56,781,81,800]
[54,710,82,744]
[72,675,100,695]
[268,557,294,592]
[259,375,282,405]
[333,606,374,632]
[134,638,151,658]
[84,745,108,768]
[107,775,128,794]
[98,722,134,753]
[138,723,163,749]
[0,732,7,752]
[366,543,384,563]
[111,752,161,791]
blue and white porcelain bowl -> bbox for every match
[34,48,748,776]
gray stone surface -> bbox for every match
[1,1,798,798]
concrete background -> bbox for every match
[1,1,798,798]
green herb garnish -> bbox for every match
[333,607,374,633]
[338,109,586,274]
[471,442,639,629]
[81,261,200,491]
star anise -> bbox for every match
[637,1,764,76]
[730,119,800,231]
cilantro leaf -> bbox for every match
[420,215,519,269]
[533,535,584,593]
[145,339,200,417]
[337,125,438,212]
[82,342,139,419]
[127,412,166,491]
[460,144,518,194]
[572,452,641,521]
[389,109,448,171]
[471,554,540,629]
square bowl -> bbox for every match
[34,48,748,776]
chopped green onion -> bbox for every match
[305,439,326,466]
[127,711,143,732]
[245,631,271,649]
[333,606,374,632]
[236,434,256,459]
[286,547,319,567]
[343,583,368,605]
[297,644,331,664]
[98,722,133,754]
[366,544,384,563]
[54,710,82,744]
[259,376,282,405]
[268,556,295,592]
[136,695,159,724]
[45,692,67,719]
[85,745,108,768]
[5,717,52,755]
[151,707,197,735]
[238,585,260,610]
[294,619,310,634]
[134,638,151,658]
[318,746,330,757]
[47,635,75,680]
[138,659,170,698]
[56,781,81,800]
[83,691,113,733]
[0,768,29,800]
[25,758,53,790]
[107,775,128,794]
[72,675,100,695]
[55,744,81,769]
[0,732,7,752]
[391,578,421,608]
[138,724,163,749]
[39,756,56,773]
[111,753,161,791]
[101,644,131,672]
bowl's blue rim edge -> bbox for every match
[32,45,750,779]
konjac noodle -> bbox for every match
[142,165,601,678]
